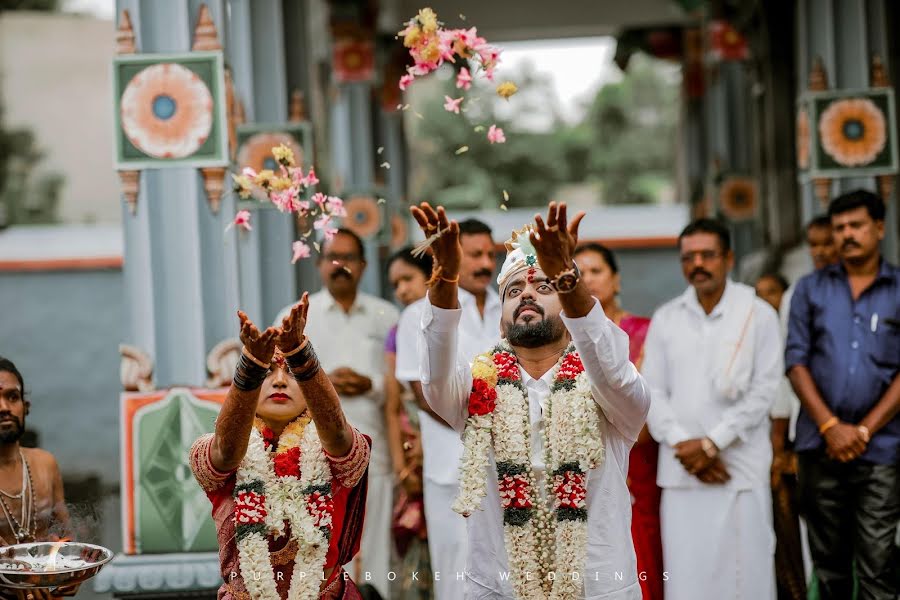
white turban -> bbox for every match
[497,225,540,294]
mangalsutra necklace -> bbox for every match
[0,450,34,543]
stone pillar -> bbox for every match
[796,0,898,261]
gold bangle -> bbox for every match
[818,416,839,435]
[281,337,308,357]
[439,274,460,283]
[241,346,270,369]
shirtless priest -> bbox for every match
[0,357,73,600]
[410,202,650,599]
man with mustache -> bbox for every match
[785,190,899,600]
[276,229,398,599]
[411,202,650,598]
[642,218,782,600]
[394,218,500,599]
[0,358,73,600]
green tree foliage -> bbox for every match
[408,52,678,208]
[0,0,58,11]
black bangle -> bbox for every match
[286,342,320,382]
[233,352,268,391]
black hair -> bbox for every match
[457,218,493,237]
[0,357,24,398]
[574,243,619,274]
[321,228,366,261]
[806,215,832,230]
[678,218,731,253]
[756,272,790,292]
[827,189,885,222]
[387,245,433,279]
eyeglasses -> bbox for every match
[679,250,723,264]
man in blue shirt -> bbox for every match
[786,189,899,600]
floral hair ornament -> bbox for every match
[497,225,539,295]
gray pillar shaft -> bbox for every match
[226,0,298,324]
[331,81,380,296]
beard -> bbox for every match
[0,416,24,444]
[505,315,566,348]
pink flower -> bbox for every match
[314,214,332,231]
[444,95,464,114]
[291,241,310,264]
[324,227,338,241]
[297,200,310,213]
[399,73,415,90]
[241,167,258,178]
[487,124,506,144]
[311,192,328,207]
[326,196,346,217]
[233,209,251,231]
[271,189,295,213]
[456,67,472,90]
[301,166,319,187]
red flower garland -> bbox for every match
[553,471,587,510]
[273,446,302,478]
[498,473,534,510]
[234,491,267,524]
[307,491,335,528]
[468,379,497,416]
[556,352,584,381]
[494,351,519,380]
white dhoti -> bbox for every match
[423,478,469,599]
[661,487,776,600]
[343,398,393,599]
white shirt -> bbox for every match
[643,281,782,490]
[770,284,801,440]
[277,289,399,476]
[419,297,650,599]
[395,287,501,485]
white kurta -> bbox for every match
[277,289,399,599]
[642,281,781,600]
[395,287,501,599]
[418,297,650,599]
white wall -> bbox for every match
[1,12,120,224]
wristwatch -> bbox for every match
[548,262,581,293]
[701,437,719,459]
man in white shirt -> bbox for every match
[276,228,398,599]
[642,218,782,600]
[411,201,650,599]
[395,218,500,599]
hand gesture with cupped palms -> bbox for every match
[237,311,279,365]
[276,292,310,353]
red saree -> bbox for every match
[620,314,664,600]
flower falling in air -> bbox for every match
[233,210,252,231]
[496,81,518,99]
[324,227,338,241]
[444,95,464,114]
[272,143,295,167]
[291,241,310,264]
[399,73,414,90]
[455,146,469,155]
[301,166,319,187]
[487,125,506,144]
[456,67,473,90]
[314,214,332,231]
[231,173,253,198]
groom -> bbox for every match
[410,202,650,599]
